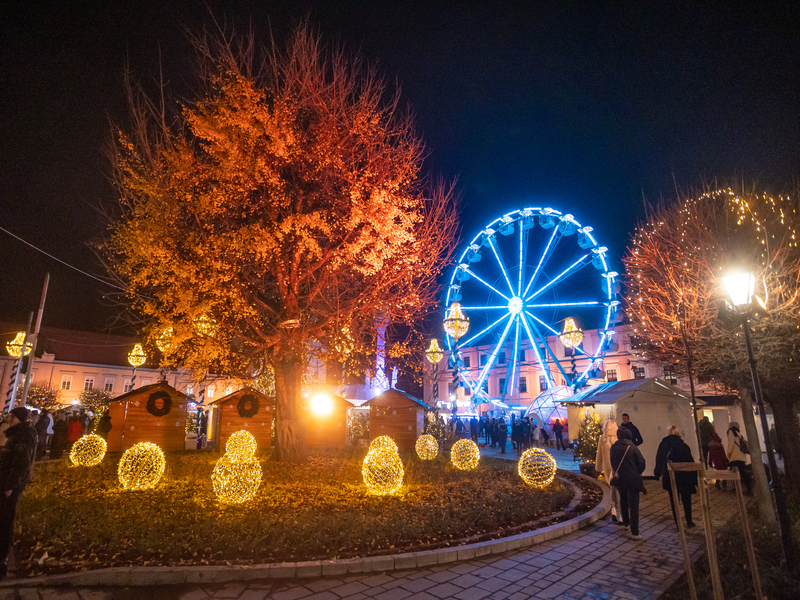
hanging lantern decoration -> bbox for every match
[450,439,480,471]
[118,442,166,490]
[518,448,557,488]
[415,434,439,460]
[362,446,404,495]
[369,435,398,455]
[6,332,32,358]
[443,303,469,341]
[156,327,175,353]
[211,454,263,504]
[559,317,583,349]
[425,339,444,364]
[69,434,107,467]
[127,343,147,368]
[193,313,218,337]
[225,430,258,461]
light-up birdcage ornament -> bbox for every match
[451,439,480,470]
[6,332,32,358]
[212,453,262,504]
[118,442,166,490]
[127,344,147,368]
[69,434,107,467]
[425,339,444,364]
[443,303,469,341]
[362,446,405,495]
[369,435,399,455]
[559,318,584,348]
[156,327,175,353]
[225,430,258,461]
[415,434,439,460]
[518,448,557,488]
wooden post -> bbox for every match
[667,461,697,600]
[698,466,724,600]
[733,467,764,599]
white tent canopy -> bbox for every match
[560,377,703,476]
[523,385,572,429]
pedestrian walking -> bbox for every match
[708,432,729,489]
[0,407,38,579]
[66,415,82,450]
[654,425,697,529]
[553,419,565,451]
[698,415,715,466]
[521,417,532,453]
[50,413,69,460]
[97,411,113,441]
[532,421,541,447]
[34,409,51,460]
[619,413,643,446]
[497,418,508,454]
[469,416,479,443]
[595,419,621,523]
[610,427,646,540]
[726,422,752,495]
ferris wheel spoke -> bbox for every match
[517,225,527,297]
[525,301,602,309]
[522,227,560,298]
[473,315,516,396]
[528,318,571,384]
[457,312,512,350]
[519,312,554,388]
[464,267,510,301]
[459,305,509,310]
[526,253,590,302]
[524,311,560,336]
[503,318,521,402]
[486,236,517,297]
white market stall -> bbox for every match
[559,378,704,475]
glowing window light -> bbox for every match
[69,434,107,467]
[6,332,32,358]
[425,339,444,364]
[559,317,584,349]
[225,430,258,461]
[127,344,147,368]
[118,442,166,490]
[415,434,439,460]
[310,393,333,416]
[450,439,480,470]
[211,453,262,504]
[518,448,557,488]
[362,447,404,495]
[369,435,398,454]
[156,327,175,353]
[443,302,470,341]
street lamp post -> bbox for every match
[723,271,797,569]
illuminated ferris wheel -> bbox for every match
[443,208,619,409]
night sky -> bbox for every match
[1,1,797,333]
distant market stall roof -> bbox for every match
[559,378,704,407]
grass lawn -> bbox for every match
[14,450,584,577]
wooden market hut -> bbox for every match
[303,393,353,448]
[107,382,190,452]
[363,389,429,453]
[208,387,274,453]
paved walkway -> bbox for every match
[2,474,743,600]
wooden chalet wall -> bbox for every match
[303,398,349,448]
[367,391,427,453]
[213,390,274,453]
[106,384,189,452]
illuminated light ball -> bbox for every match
[362,448,404,495]
[211,454,263,504]
[118,442,166,490]
[369,435,398,455]
[415,434,439,461]
[518,448,557,488]
[225,430,258,460]
[450,439,480,471]
[69,434,107,467]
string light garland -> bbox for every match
[211,454,263,504]
[118,442,166,490]
[362,447,404,495]
[225,430,258,461]
[69,434,107,467]
[518,448,557,488]
[415,434,439,460]
[369,435,398,455]
[450,439,480,470]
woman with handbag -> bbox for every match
[595,419,622,523]
[654,425,697,529]
[726,422,753,496]
[610,427,647,540]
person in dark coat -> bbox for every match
[50,413,69,460]
[469,417,479,443]
[707,432,729,489]
[0,407,38,578]
[698,416,715,466]
[521,418,532,453]
[96,412,113,441]
[497,419,508,454]
[34,409,50,460]
[552,419,565,451]
[491,418,498,447]
[610,427,646,539]
[511,419,521,454]
[654,426,698,528]
[619,413,644,446]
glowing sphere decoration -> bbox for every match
[118,442,166,490]
[225,430,258,460]
[518,448,557,488]
[450,439,480,471]
[211,454,263,504]
[193,313,218,337]
[69,434,107,467]
[362,448,404,495]
[415,434,439,460]
[369,435,398,455]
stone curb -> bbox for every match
[3,472,610,589]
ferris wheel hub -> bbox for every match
[508,296,523,315]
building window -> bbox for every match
[60,375,72,391]
[664,367,678,385]
[480,354,488,367]
[123,379,133,393]
[498,352,506,365]
[464,385,471,396]
[462,355,471,368]
[84,377,95,391]
[564,346,574,357]
[606,369,618,382]
[104,378,114,393]
[448,382,457,397]
[226,386,234,395]
[187,385,194,396]
[633,366,645,380]
[539,376,547,391]
[520,377,527,393]
[499,378,506,393]
[480,380,488,395]
[207,386,215,398]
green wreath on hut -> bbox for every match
[146,391,172,417]
[237,394,259,418]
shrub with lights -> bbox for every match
[212,453,263,504]
[69,434,107,467]
[518,448,557,488]
[450,439,480,471]
[225,429,258,461]
[362,444,404,495]
[415,434,438,460]
[369,435,398,455]
[118,442,166,490]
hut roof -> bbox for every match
[208,386,275,406]
[362,388,429,409]
[111,381,189,403]
[558,378,705,407]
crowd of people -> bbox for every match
[448,414,570,455]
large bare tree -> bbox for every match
[103,24,459,461]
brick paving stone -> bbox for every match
[426,571,458,584]
[471,566,503,579]
[213,583,248,598]
[373,587,413,600]
[453,587,492,600]
[427,582,463,598]
[475,578,508,593]
[447,563,479,575]
[449,574,483,589]
[496,569,528,583]
[405,593,438,600]
[271,587,313,600]
[304,580,342,593]
[37,591,81,600]
[401,578,437,593]
[239,591,269,600]
[178,589,211,600]
[303,592,340,600]
[329,581,369,597]
[382,577,413,590]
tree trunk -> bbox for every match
[273,352,306,462]
[769,391,800,498]
[738,387,775,524]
